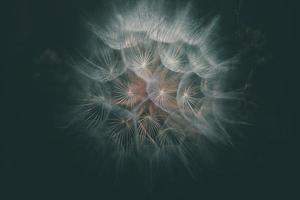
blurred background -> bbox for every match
[1,0,298,199]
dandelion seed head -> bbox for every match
[68,0,252,173]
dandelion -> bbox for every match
[67,0,252,174]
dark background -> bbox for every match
[2,0,298,199]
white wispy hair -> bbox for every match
[68,0,251,175]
